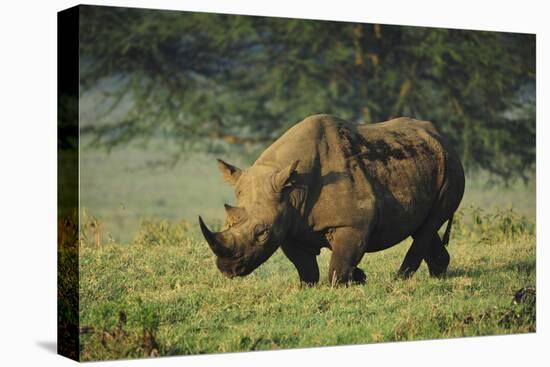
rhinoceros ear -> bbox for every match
[217,159,242,185]
[273,160,300,193]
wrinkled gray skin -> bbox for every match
[199,114,465,285]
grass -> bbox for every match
[78,206,535,361]
[75,142,536,361]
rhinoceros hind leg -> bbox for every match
[397,230,433,279]
[424,233,450,277]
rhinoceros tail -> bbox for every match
[441,214,454,247]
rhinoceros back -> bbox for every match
[254,114,461,251]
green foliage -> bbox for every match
[79,206,535,361]
[452,206,534,241]
[79,6,535,182]
[133,219,191,247]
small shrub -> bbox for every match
[133,219,190,246]
[452,205,534,241]
[80,208,103,247]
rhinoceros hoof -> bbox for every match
[395,268,415,280]
[352,267,367,284]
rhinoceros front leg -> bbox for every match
[326,227,368,285]
[281,243,319,286]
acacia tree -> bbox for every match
[79,5,535,181]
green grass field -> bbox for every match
[75,142,536,361]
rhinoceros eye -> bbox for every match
[254,225,270,243]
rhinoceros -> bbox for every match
[199,114,465,285]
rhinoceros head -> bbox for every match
[199,158,299,278]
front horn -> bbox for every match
[198,216,235,258]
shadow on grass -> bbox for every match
[445,259,535,278]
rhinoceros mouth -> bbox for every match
[198,216,236,258]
